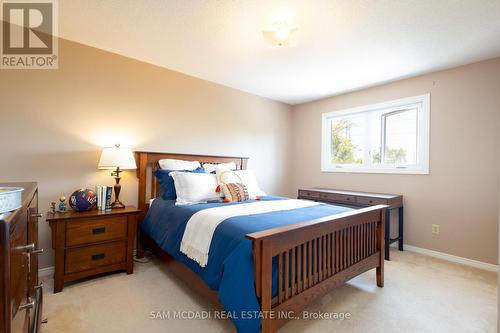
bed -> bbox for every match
[135,151,386,333]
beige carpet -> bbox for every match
[41,249,497,333]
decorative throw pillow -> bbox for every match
[202,162,237,174]
[220,183,250,202]
[216,169,266,200]
[154,167,205,200]
[159,158,201,171]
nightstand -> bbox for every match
[46,206,140,293]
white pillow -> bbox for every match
[216,169,266,199]
[170,172,222,205]
[203,162,237,174]
[159,158,201,171]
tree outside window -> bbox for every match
[331,119,362,164]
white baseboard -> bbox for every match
[402,244,498,272]
[38,266,54,278]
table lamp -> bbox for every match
[98,144,137,209]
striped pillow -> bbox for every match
[220,183,249,202]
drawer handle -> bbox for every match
[17,243,35,253]
[31,248,44,255]
[19,299,34,311]
[346,197,351,201]
[91,253,105,261]
[92,227,106,235]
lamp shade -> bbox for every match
[98,145,137,170]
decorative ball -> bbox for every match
[69,189,97,212]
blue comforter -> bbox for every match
[141,196,352,332]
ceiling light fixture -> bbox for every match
[263,21,297,48]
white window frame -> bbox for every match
[321,94,430,174]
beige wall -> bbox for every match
[291,58,500,265]
[0,38,292,269]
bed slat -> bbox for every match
[284,250,290,300]
[278,253,283,304]
[291,247,296,296]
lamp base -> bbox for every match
[111,169,126,209]
[111,200,125,209]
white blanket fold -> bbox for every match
[180,199,320,267]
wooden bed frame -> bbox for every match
[135,151,386,333]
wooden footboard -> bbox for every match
[246,205,386,333]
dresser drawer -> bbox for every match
[318,192,356,203]
[65,241,126,274]
[298,190,320,199]
[356,196,388,206]
[66,216,127,247]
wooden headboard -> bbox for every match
[135,151,248,215]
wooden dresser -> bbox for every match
[298,188,404,260]
[46,206,140,293]
[0,182,43,333]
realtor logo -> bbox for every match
[1,0,58,69]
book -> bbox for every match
[102,186,107,210]
[96,186,102,210]
[94,185,115,211]
[99,186,105,211]
[105,186,112,211]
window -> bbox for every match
[321,94,430,174]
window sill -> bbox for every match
[321,167,429,175]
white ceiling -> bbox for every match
[59,0,500,105]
